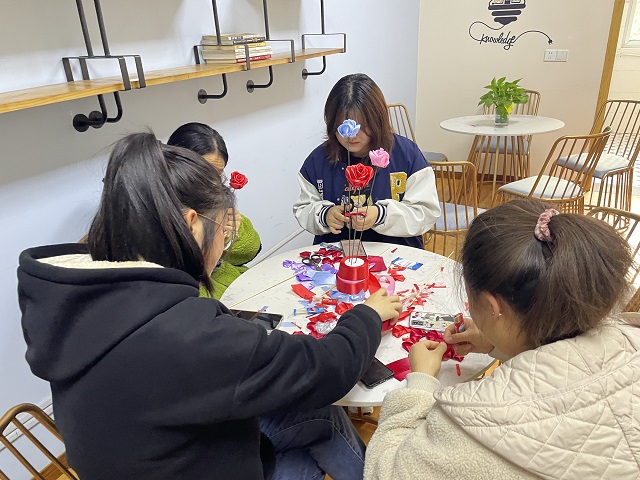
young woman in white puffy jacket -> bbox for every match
[365,198,640,480]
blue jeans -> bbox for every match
[259,405,365,480]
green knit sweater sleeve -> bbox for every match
[223,214,262,266]
[200,214,261,301]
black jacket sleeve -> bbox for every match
[231,304,381,417]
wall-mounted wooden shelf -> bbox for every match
[0,48,343,115]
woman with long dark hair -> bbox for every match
[18,132,402,480]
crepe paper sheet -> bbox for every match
[391,257,423,270]
[387,357,411,381]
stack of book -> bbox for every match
[200,33,272,64]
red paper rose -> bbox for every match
[345,164,374,189]
[229,171,248,190]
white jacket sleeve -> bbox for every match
[292,172,336,235]
[373,167,440,237]
[364,372,533,480]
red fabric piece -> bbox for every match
[335,302,354,315]
[368,255,386,272]
[391,324,412,338]
[387,357,412,381]
[292,331,304,336]
[291,283,316,301]
[396,310,412,323]
[307,312,337,323]
[381,319,394,332]
[401,329,464,362]
[299,251,312,259]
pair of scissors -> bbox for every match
[302,253,323,271]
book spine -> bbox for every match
[202,42,268,50]
[201,36,267,45]
[204,54,272,63]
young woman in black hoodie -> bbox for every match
[18,132,402,480]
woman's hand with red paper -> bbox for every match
[326,205,349,234]
[443,317,494,356]
[363,288,402,323]
[348,206,378,232]
[409,340,448,377]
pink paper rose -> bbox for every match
[369,148,390,168]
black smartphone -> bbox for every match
[359,357,394,389]
[231,309,283,333]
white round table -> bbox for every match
[220,242,493,407]
[440,114,565,137]
[440,115,565,204]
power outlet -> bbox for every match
[544,49,557,62]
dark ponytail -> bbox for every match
[462,198,632,347]
[167,122,229,166]
[88,132,235,293]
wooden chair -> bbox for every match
[471,89,541,203]
[387,103,448,162]
[496,128,611,213]
[423,161,482,259]
[587,207,640,312]
[586,100,640,212]
[0,403,78,480]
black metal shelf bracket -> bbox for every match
[198,75,228,103]
[246,0,295,92]
[193,0,229,102]
[301,0,346,79]
[246,66,274,93]
[63,0,146,132]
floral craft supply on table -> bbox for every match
[401,329,464,362]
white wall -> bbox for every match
[0,0,421,437]
[611,0,640,100]
[416,0,614,174]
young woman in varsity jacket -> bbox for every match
[293,73,440,249]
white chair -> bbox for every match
[497,128,611,213]
[558,100,640,212]
[423,160,483,259]
[587,207,640,311]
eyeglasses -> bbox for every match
[197,213,236,251]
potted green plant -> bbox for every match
[478,77,529,126]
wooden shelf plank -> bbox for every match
[0,47,345,115]
[0,80,122,114]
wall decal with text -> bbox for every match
[469,0,552,50]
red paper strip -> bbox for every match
[291,283,316,301]
[368,272,381,293]
[335,302,355,315]
[387,357,411,381]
